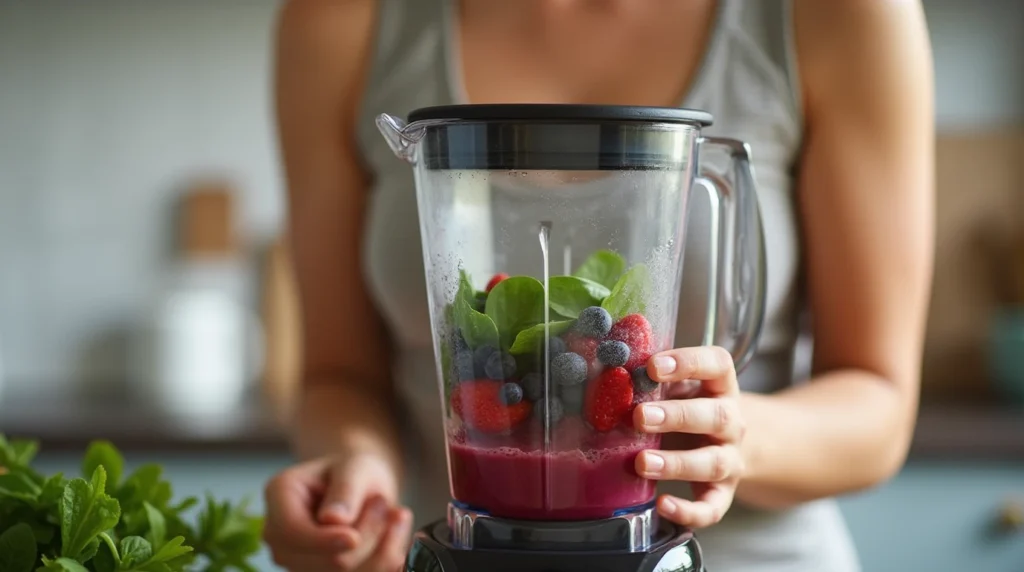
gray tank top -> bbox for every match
[355,1,861,569]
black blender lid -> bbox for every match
[407,103,713,126]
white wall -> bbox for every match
[0,0,1021,390]
[0,1,283,388]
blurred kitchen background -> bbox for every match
[1,1,1023,570]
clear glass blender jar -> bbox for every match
[377,104,766,521]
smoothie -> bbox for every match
[440,251,668,520]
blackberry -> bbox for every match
[574,306,613,338]
[597,340,630,368]
[551,352,587,387]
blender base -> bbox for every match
[405,512,705,572]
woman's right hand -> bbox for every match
[263,452,413,572]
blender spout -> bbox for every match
[376,113,420,163]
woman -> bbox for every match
[264,0,934,570]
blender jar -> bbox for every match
[377,104,765,522]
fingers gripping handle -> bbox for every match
[695,136,767,374]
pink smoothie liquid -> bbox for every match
[447,422,660,520]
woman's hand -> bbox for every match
[633,346,747,529]
[263,452,412,572]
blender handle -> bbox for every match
[695,136,767,374]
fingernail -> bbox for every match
[643,452,665,474]
[659,497,678,516]
[323,503,350,520]
[640,405,665,426]
[653,356,677,376]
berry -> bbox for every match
[454,350,476,381]
[486,273,509,293]
[608,314,653,370]
[500,382,524,405]
[520,372,545,401]
[551,352,587,386]
[534,396,565,425]
[547,335,567,358]
[559,383,584,415]
[630,366,659,395]
[597,340,630,368]
[564,333,600,364]
[473,345,498,373]
[574,306,613,338]
[584,367,634,432]
[484,350,517,380]
[451,380,532,433]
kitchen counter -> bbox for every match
[2,392,1023,458]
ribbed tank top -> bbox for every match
[354,1,861,569]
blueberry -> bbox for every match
[454,350,476,381]
[453,330,470,353]
[547,336,567,357]
[631,366,658,394]
[521,372,546,402]
[534,396,565,425]
[597,340,630,368]
[559,384,584,415]
[500,382,524,405]
[473,345,497,373]
[551,352,587,386]
[484,350,517,380]
[574,306,612,338]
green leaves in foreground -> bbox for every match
[0,435,263,571]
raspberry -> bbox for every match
[608,314,653,370]
[584,367,634,432]
[451,380,532,433]
[485,273,509,293]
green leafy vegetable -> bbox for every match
[0,522,37,572]
[61,466,122,560]
[602,264,652,319]
[82,441,124,491]
[573,249,626,290]
[508,320,575,355]
[452,270,500,348]
[485,276,546,349]
[0,434,264,571]
[547,276,610,318]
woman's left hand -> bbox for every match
[633,346,747,528]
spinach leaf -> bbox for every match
[0,522,37,572]
[601,264,651,319]
[38,557,90,572]
[485,276,546,350]
[508,320,575,355]
[573,249,626,290]
[547,276,610,318]
[452,270,500,348]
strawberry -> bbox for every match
[564,332,599,364]
[584,367,634,432]
[485,273,509,293]
[451,380,532,433]
[608,314,653,370]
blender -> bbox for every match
[377,104,766,572]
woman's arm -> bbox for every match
[735,0,935,509]
[274,0,403,477]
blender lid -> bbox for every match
[407,103,713,126]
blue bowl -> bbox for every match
[990,307,1024,404]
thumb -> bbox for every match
[317,454,396,526]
